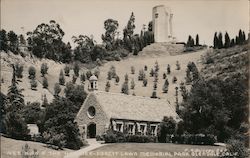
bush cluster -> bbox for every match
[165,134,216,145]
[103,130,157,143]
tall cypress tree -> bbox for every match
[218,32,223,49]
[195,34,199,46]
[224,32,230,48]
[213,32,218,48]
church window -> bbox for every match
[150,125,156,136]
[116,123,122,132]
[140,124,146,135]
[128,124,134,135]
[87,106,96,118]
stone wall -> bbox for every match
[75,93,109,139]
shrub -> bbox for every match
[121,82,129,95]
[21,143,39,158]
[15,63,23,78]
[41,63,48,77]
[43,131,66,150]
[105,81,111,92]
[151,91,157,98]
[150,68,154,77]
[64,66,70,76]
[72,75,77,84]
[167,64,171,74]
[172,76,177,83]
[130,79,135,89]
[94,69,100,78]
[131,66,135,74]
[110,65,116,78]
[143,78,148,87]
[115,75,120,85]
[163,73,166,79]
[220,139,249,158]
[144,65,148,71]
[73,63,79,77]
[59,70,65,85]
[162,79,169,93]
[22,102,43,124]
[138,69,145,81]
[80,73,86,83]
[28,66,36,79]
[107,71,112,80]
[54,83,61,96]
[154,61,159,72]
[124,73,129,83]
[176,61,181,70]
[86,70,92,79]
[30,79,38,90]
[42,77,48,88]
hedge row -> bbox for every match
[166,134,216,145]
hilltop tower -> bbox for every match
[152,5,173,43]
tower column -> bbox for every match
[169,13,173,38]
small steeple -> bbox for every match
[88,74,98,91]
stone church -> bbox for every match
[75,75,179,139]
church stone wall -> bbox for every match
[75,93,109,139]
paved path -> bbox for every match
[64,139,106,158]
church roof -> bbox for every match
[87,91,179,122]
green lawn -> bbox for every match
[80,143,225,158]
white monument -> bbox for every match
[153,5,174,43]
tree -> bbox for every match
[144,65,148,71]
[138,69,145,81]
[195,34,199,46]
[43,77,48,89]
[30,79,38,90]
[15,63,23,78]
[73,63,79,77]
[80,73,86,83]
[60,42,72,63]
[131,66,135,74]
[121,82,129,95]
[224,32,230,48]
[28,66,36,79]
[3,65,29,139]
[27,20,66,61]
[42,95,49,107]
[105,81,111,92]
[143,78,148,87]
[107,71,112,80]
[213,32,218,48]
[59,70,65,85]
[19,34,26,45]
[162,79,169,93]
[163,73,166,79]
[22,102,43,124]
[41,97,83,149]
[155,61,159,72]
[123,12,135,39]
[124,73,129,83]
[8,31,19,53]
[180,82,188,101]
[64,82,87,111]
[238,29,243,44]
[158,116,177,143]
[130,78,135,89]
[186,35,194,47]
[72,75,77,84]
[86,70,92,80]
[218,32,223,49]
[110,65,116,78]
[150,68,154,77]
[0,29,8,52]
[40,63,49,77]
[72,35,95,63]
[64,65,70,76]
[172,76,177,83]
[230,39,235,47]
[176,61,180,70]
[102,19,119,50]
[54,83,61,97]
[115,75,120,85]
[148,21,153,32]
[167,64,171,74]
[185,67,192,84]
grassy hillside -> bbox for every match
[1,43,206,107]
[1,136,73,158]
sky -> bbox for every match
[1,0,249,46]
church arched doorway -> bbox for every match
[87,123,96,138]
